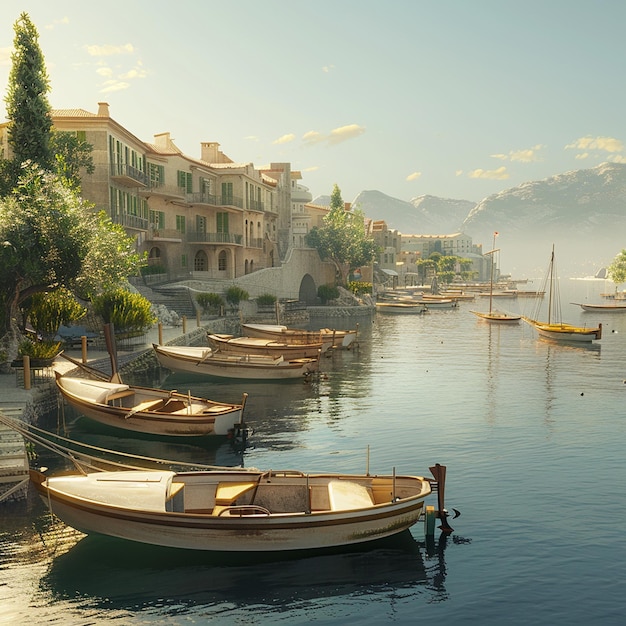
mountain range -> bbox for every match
[314,162,626,278]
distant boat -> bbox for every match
[207,333,324,359]
[470,233,521,324]
[571,302,626,313]
[522,245,602,343]
[241,323,357,350]
[375,301,427,314]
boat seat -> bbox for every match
[328,480,374,511]
[212,481,257,515]
[130,399,166,412]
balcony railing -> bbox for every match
[111,212,149,230]
[185,231,243,245]
[186,192,244,209]
[248,199,265,212]
[139,183,187,200]
[109,163,149,187]
[247,237,263,249]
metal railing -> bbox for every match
[109,163,149,186]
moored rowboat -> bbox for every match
[29,463,452,551]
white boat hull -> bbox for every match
[56,375,244,437]
[153,344,319,380]
[31,469,432,552]
[242,324,356,349]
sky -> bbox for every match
[1,0,626,205]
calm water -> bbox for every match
[2,279,626,625]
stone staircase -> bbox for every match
[130,279,198,318]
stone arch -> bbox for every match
[194,250,208,272]
[299,273,317,304]
[244,259,249,274]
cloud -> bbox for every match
[273,133,296,145]
[100,80,130,93]
[328,124,365,145]
[490,144,544,163]
[303,165,320,172]
[455,170,464,177]
[245,135,259,142]
[565,135,623,153]
[406,171,422,182]
[609,154,626,163]
[322,64,335,73]
[575,152,589,160]
[303,130,325,145]
[120,65,147,80]
[468,166,509,180]
[303,124,365,147]
[96,66,113,78]
[85,43,135,57]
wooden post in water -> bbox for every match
[196,310,200,327]
[158,322,163,345]
[182,316,187,333]
[81,336,87,363]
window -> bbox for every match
[218,250,227,271]
[181,254,187,268]
[222,182,233,204]
[217,212,229,233]
[148,163,164,186]
[150,210,165,229]
[178,170,192,193]
[176,215,186,234]
[194,250,208,271]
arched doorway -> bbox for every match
[194,250,208,271]
[299,274,317,304]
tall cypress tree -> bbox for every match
[5,12,53,171]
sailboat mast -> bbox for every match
[547,244,555,325]
[489,233,497,315]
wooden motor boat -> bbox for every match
[153,344,319,380]
[55,372,246,437]
[207,333,324,359]
[241,323,357,349]
[29,463,453,551]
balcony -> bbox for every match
[138,183,187,201]
[146,228,183,243]
[109,163,149,187]
[185,231,243,245]
[112,212,149,231]
[186,192,244,209]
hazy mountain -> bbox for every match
[313,163,626,278]
[461,162,626,277]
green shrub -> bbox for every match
[196,292,225,314]
[256,293,277,306]
[18,339,62,359]
[24,288,86,339]
[92,288,155,335]
[348,281,372,296]
[225,286,249,308]
[140,264,167,276]
[317,283,340,304]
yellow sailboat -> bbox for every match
[522,245,602,343]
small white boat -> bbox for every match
[375,301,427,314]
[153,344,319,380]
[29,463,453,551]
[572,302,626,313]
[241,323,357,349]
[55,373,246,437]
[413,299,459,309]
[207,333,324,359]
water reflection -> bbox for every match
[40,529,452,614]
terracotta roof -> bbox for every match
[51,108,98,118]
